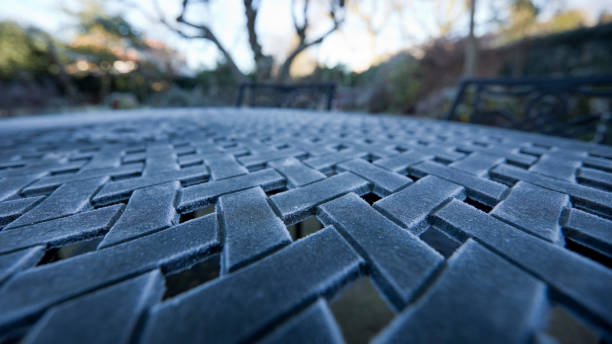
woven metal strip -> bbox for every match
[0,108,610,343]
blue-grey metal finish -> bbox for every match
[0,108,610,343]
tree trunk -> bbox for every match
[464,0,478,77]
[278,45,305,83]
[244,0,273,80]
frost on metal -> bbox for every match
[0,108,610,343]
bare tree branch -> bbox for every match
[244,0,263,60]
[278,0,345,82]
[154,0,245,81]
[244,0,273,80]
[291,0,310,38]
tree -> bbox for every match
[155,0,346,82]
[0,22,75,97]
[500,0,539,41]
[464,0,477,76]
[69,2,147,100]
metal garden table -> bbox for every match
[0,108,610,343]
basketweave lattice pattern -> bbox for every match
[0,108,610,343]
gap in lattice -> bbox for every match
[0,163,25,171]
[419,227,463,258]
[180,175,209,187]
[518,148,541,157]
[455,147,471,155]
[582,162,612,174]
[20,185,59,197]
[407,173,421,182]
[463,197,493,213]
[505,160,532,170]
[365,154,380,163]
[325,168,337,178]
[50,168,80,176]
[286,216,323,241]
[175,151,195,158]
[234,151,250,158]
[125,148,146,155]
[69,156,92,163]
[247,164,266,173]
[36,237,104,266]
[329,277,395,344]
[545,305,601,344]
[110,171,142,181]
[93,198,129,209]
[79,147,100,153]
[565,238,612,269]
[122,156,146,166]
[179,204,215,224]
[587,152,612,161]
[265,187,288,197]
[576,178,611,193]
[295,153,309,161]
[360,192,381,206]
[121,160,145,168]
[163,253,220,300]
[488,174,519,188]
[571,200,612,222]
[179,160,204,169]
[432,157,452,166]
[532,143,552,150]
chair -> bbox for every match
[446,76,612,144]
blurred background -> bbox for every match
[0,0,610,117]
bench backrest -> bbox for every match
[446,76,612,144]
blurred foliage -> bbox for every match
[0,1,188,114]
[0,22,58,80]
[0,0,609,118]
[498,0,589,43]
[351,54,421,113]
[301,64,360,87]
[194,61,241,91]
[546,10,589,33]
[500,0,540,41]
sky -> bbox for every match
[0,0,610,73]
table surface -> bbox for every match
[0,108,610,343]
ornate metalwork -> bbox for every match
[0,108,611,342]
[446,76,612,144]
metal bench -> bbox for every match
[446,76,612,144]
[236,82,336,110]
